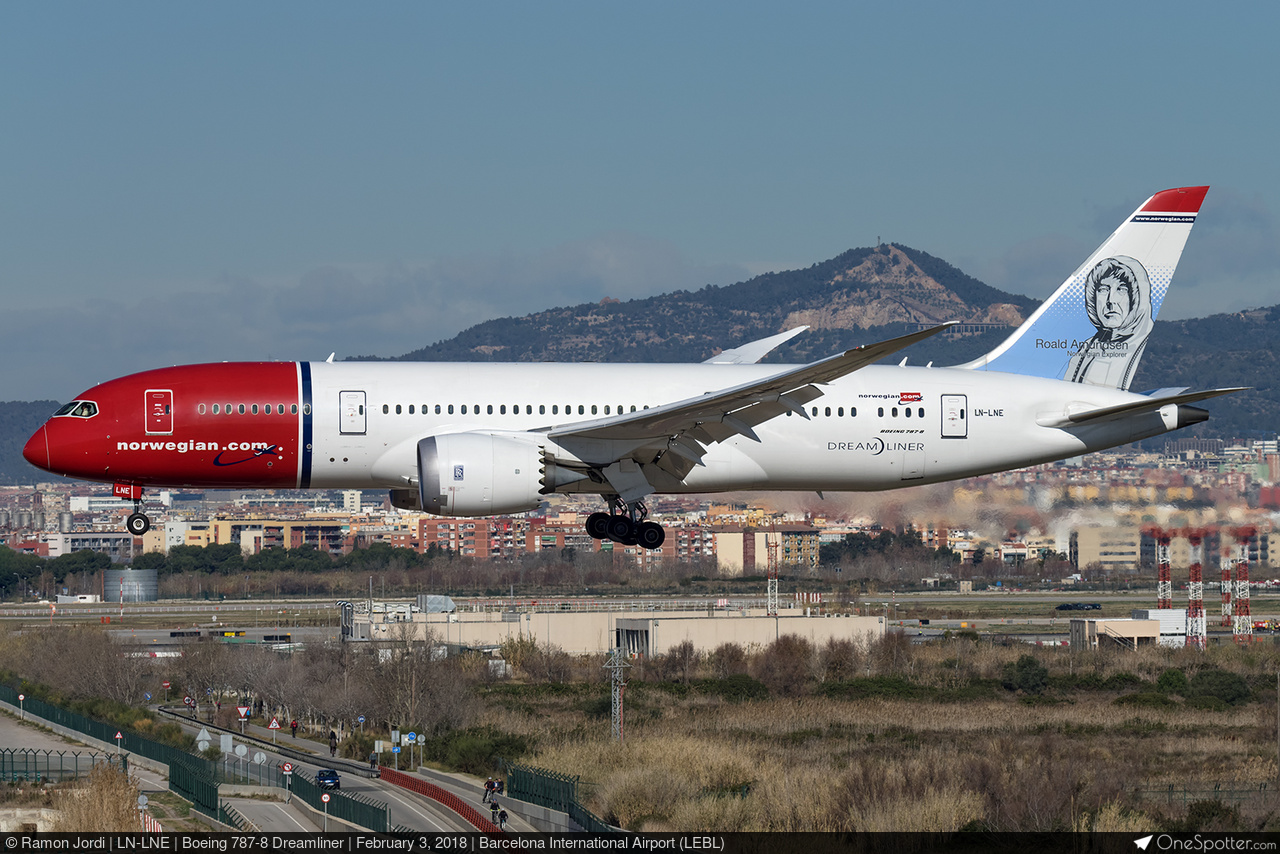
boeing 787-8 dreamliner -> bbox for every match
[24,186,1241,549]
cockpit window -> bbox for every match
[53,401,97,418]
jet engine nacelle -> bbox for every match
[417,432,547,517]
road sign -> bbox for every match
[391,745,400,753]
[237,706,251,719]
[206,688,213,695]
[406,732,416,743]
[115,731,123,740]
[17,694,24,702]
[282,762,293,774]
[162,681,171,689]
[268,717,281,729]
[357,715,365,724]
[144,692,152,702]
[184,695,194,706]
[321,793,331,803]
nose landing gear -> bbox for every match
[125,510,150,536]
[115,482,151,535]
[586,498,665,550]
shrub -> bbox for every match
[422,726,532,775]
[1156,668,1189,694]
[1189,669,1250,706]
[1002,655,1048,695]
[1100,672,1143,691]
[692,674,769,703]
[1184,695,1230,712]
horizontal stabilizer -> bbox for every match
[1036,387,1246,429]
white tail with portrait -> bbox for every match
[956,186,1208,390]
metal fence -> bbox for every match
[506,763,580,811]
[0,684,216,779]
[0,748,125,783]
[218,755,287,788]
[506,762,619,832]
[1133,783,1271,808]
[170,755,220,819]
[292,769,389,832]
[219,803,260,832]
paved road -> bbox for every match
[160,708,474,831]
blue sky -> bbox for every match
[3,2,1278,400]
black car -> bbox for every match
[316,769,340,790]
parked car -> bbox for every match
[316,769,340,790]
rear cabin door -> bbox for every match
[941,394,967,438]
[339,391,367,435]
[145,389,173,435]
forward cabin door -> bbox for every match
[339,391,367,435]
[941,394,967,439]
[145,389,173,435]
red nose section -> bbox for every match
[23,425,49,471]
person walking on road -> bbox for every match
[291,720,298,738]
[369,750,378,772]
[329,730,338,758]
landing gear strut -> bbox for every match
[116,483,150,535]
[586,497,665,550]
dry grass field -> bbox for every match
[480,635,1280,832]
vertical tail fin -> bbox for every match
[955,186,1208,389]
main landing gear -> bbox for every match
[586,498,665,550]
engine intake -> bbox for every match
[417,433,548,517]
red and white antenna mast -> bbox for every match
[1232,527,1255,645]
[1220,535,1234,628]
[1152,527,1172,609]
[1185,529,1206,650]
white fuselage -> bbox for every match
[304,361,1158,494]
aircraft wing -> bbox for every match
[541,324,954,494]
[702,326,809,364]
[1036,387,1247,429]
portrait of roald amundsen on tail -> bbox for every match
[1065,255,1153,388]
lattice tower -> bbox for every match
[766,530,779,617]
[1185,531,1206,650]
[1232,528,1255,644]
[604,647,630,741]
[1220,547,1233,627]
[1155,530,1172,609]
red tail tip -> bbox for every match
[1142,186,1209,213]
